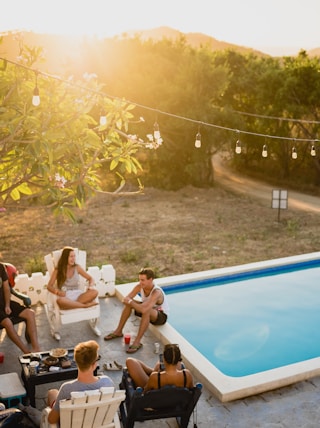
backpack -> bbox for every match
[0,409,37,428]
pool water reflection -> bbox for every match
[166,265,320,377]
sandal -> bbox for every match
[104,332,123,341]
[126,343,143,354]
[103,361,123,371]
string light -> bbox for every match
[32,73,40,106]
[99,110,107,126]
[195,129,201,148]
[235,131,242,154]
[262,144,268,158]
[292,146,298,159]
[153,121,161,140]
[1,56,318,150]
[211,104,320,125]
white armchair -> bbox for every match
[44,248,101,341]
[41,387,125,428]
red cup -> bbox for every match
[124,334,131,345]
[0,352,4,363]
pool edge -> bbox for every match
[116,252,320,402]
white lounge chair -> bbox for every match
[41,387,125,428]
[44,248,101,341]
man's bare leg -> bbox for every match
[104,305,132,339]
[0,318,30,353]
[20,308,41,352]
[130,307,159,348]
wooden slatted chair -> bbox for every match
[41,387,125,428]
[44,248,100,341]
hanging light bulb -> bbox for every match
[262,144,268,158]
[153,122,160,140]
[311,145,316,157]
[292,147,297,159]
[32,74,40,106]
[99,110,107,126]
[195,131,201,148]
[235,139,241,154]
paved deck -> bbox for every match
[1,295,320,427]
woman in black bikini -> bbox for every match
[125,343,194,391]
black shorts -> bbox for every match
[0,300,26,323]
[134,309,168,326]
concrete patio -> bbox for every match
[1,294,320,427]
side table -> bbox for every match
[19,348,77,408]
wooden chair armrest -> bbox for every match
[40,407,58,428]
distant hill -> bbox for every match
[123,26,264,56]
[0,27,266,74]
[0,27,318,74]
[308,47,320,57]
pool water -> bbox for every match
[166,263,320,377]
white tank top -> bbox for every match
[140,284,169,315]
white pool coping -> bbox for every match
[116,252,320,402]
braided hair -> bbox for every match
[163,344,182,365]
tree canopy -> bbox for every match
[1,33,320,221]
[0,39,157,221]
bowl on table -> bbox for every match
[43,356,59,366]
[49,348,68,358]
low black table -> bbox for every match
[19,348,78,408]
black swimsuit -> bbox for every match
[157,369,187,388]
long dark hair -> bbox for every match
[56,246,75,288]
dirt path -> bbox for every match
[212,154,320,213]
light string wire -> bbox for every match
[0,56,319,144]
[210,104,320,125]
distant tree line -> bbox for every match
[1,33,320,219]
[65,35,320,192]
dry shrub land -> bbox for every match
[1,185,320,284]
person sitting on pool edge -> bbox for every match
[46,340,114,425]
[104,267,169,353]
[126,343,194,391]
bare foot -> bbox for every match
[85,301,98,308]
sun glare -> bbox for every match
[0,0,148,39]
[1,0,319,56]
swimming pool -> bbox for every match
[165,259,320,377]
[116,252,320,402]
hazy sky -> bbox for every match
[1,0,319,55]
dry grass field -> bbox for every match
[1,183,320,284]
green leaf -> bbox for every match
[16,182,33,195]
[10,187,20,201]
[110,158,119,170]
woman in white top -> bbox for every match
[46,246,98,309]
